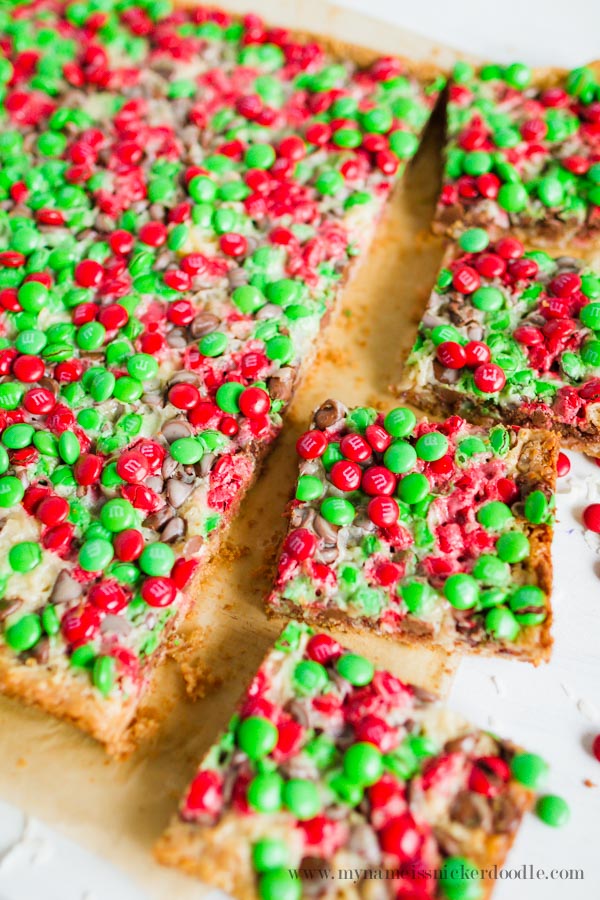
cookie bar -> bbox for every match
[0,2,442,752]
[434,60,600,244]
[399,228,600,454]
[155,621,551,899]
[265,399,557,663]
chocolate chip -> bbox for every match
[162,418,194,443]
[50,570,82,604]
[450,790,492,830]
[189,312,220,338]
[313,399,346,430]
[267,366,295,402]
[0,598,22,621]
[162,516,186,542]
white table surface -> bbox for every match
[2,2,600,899]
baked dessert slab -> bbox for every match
[398,228,600,455]
[265,399,557,663]
[155,621,542,899]
[434,60,600,245]
[0,2,443,753]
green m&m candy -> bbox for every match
[282,778,320,820]
[265,334,294,364]
[127,353,158,381]
[258,868,301,900]
[485,605,520,641]
[5,614,42,652]
[496,531,530,563]
[457,437,487,457]
[477,501,514,530]
[389,129,419,159]
[292,660,328,695]
[320,497,355,526]
[18,281,48,313]
[538,175,564,207]
[458,228,489,253]
[343,742,383,786]
[335,652,374,686]
[384,407,416,438]
[247,772,283,813]
[505,62,531,88]
[472,554,509,586]
[2,423,34,449]
[415,431,448,461]
[100,499,136,532]
[93,655,116,696]
[9,541,41,573]
[581,339,600,367]
[295,475,322,501]
[397,472,429,504]
[199,332,227,357]
[215,381,244,413]
[139,542,175,576]
[509,585,547,625]
[400,580,435,615]
[0,476,25,507]
[536,794,570,827]
[472,286,504,311]
[237,715,278,759]
[439,856,482,900]
[444,573,479,610]
[170,437,203,465]
[252,838,289,872]
[41,604,60,636]
[315,170,344,196]
[79,539,114,572]
[524,490,549,524]
[245,143,276,169]
[580,302,600,330]
[384,441,417,474]
[232,285,265,314]
[497,182,528,213]
[511,751,548,788]
[58,430,80,464]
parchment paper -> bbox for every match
[0,3,462,897]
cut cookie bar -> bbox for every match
[399,228,600,454]
[0,3,442,753]
[155,621,547,899]
[434,60,600,244]
[265,399,557,663]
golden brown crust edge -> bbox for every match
[399,378,600,456]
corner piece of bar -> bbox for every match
[265,399,557,663]
[434,60,600,245]
[155,622,541,899]
[399,228,600,455]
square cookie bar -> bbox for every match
[265,399,557,663]
[400,228,600,454]
[155,621,549,899]
[434,60,600,244]
[0,3,441,753]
